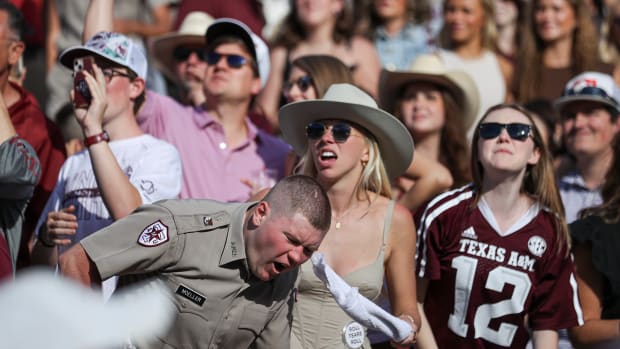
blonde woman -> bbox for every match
[279,83,419,348]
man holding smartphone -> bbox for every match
[31,31,182,300]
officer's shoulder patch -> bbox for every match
[138,220,169,247]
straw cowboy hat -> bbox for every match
[379,54,480,131]
[279,83,414,179]
[152,11,214,81]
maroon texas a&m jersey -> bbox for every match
[416,185,583,349]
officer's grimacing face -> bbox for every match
[245,204,324,281]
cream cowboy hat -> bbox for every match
[379,54,480,131]
[279,83,414,179]
[151,11,215,81]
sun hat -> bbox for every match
[59,31,147,80]
[554,71,620,115]
[279,83,414,179]
[205,18,270,87]
[0,269,175,349]
[152,11,215,81]
[379,54,480,130]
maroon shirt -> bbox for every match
[173,0,265,40]
[8,82,66,268]
[416,185,583,349]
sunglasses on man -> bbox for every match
[205,52,251,69]
[172,47,205,62]
[478,123,532,141]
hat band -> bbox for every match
[564,86,619,106]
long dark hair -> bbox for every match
[471,103,570,253]
[515,0,599,102]
[272,0,356,49]
[579,134,620,223]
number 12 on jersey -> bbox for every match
[448,256,532,347]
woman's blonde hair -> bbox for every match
[470,103,570,254]
[298,123,392,201]
[439,0,497,50]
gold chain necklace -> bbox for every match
[332,202,372,229]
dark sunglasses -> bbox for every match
[284,76,314,93]
[206,52,248,69]
[479,122,532,141]
[563,86,619,106]
[306,122,352,143]
[172,47,205,61]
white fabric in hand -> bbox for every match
[311,252,413,342]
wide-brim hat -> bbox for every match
[379,54,480,131]
[279,83,414,179]
[554,71,620,115]
[151,11,214,81]
[205,18,270,87]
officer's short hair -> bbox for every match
[264,175,331,233]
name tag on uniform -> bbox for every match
[342,321,365,348]
[176,285,206,306]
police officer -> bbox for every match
[59,174,331,348]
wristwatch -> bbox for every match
[84,131,110,147]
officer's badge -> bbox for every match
[138,220,169,247]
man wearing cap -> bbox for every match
[555,71,620,223]
[30,31,182,299]
[84,0,288,202]
[59,174,332,348]
[151,11,214,107]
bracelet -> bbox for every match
[84,130,109,147]
[37,233,56,248]
[400,314,416,328]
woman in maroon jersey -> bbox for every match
[415,103,583,349]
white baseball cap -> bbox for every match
[59,31,148,80]
[555,71,620,114]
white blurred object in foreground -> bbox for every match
[0,269,174,349]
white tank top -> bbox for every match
[438,49,506,138]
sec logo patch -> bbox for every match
[527,236,547,257]
[138,220,169,247]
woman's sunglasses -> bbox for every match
[479,122,532,141]
[172,47,205,61]
[284,76,314,93]
[205,52,248,69]
[306,122,352,143]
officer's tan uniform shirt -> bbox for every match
[81,199,296,349]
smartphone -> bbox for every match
[73,56,95,108]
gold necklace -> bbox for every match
[332,202,372,229]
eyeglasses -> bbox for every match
[173,46,205,61]
[479,122,532,141]
[102,69,133,83]
[284,76,314,93]
[306,122,352,143]
[563,85,619,106]
[206,52,249,69]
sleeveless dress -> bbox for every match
[290,201,395,349]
